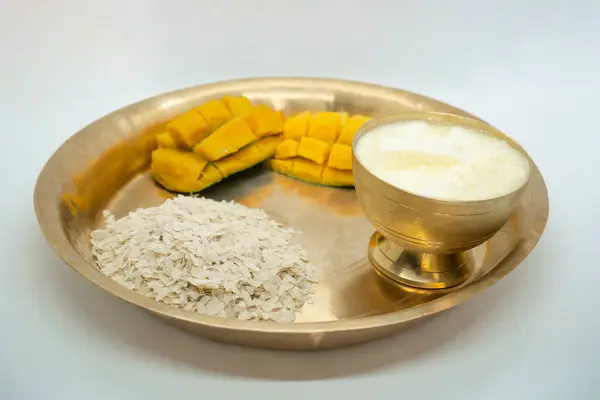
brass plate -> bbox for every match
[33,78,549,350]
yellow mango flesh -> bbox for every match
[244,104,284,137]
[215,136,280,178]
[275,139,299,159]
[156,131,178,148]
[253,135,283,155]
[153,163,223,193]
[338,115,371,145]
[151,148,208,182]
[268,111,370,187]
[327,143,352,170]
[193,99,232,130]
[292,159,324,184]
[153,98,371,192]
[322,167,353,186]
[268,158,295,176]
[297,136,331,165]
[193,117,258,161]
[223,96,253,117]
[307,112,344,143]
[165,111,211,148]
[151,96,284,193]
[215,145,262,177]
[283,111,310,140]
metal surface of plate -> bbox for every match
[33,78,549,350]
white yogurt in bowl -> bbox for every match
[354,120,531,201]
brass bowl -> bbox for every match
[353,112,534,289]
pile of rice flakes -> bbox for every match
[91,196,316,322]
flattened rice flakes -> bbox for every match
[90,196,316,322]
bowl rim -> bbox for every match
[352,111,534,207]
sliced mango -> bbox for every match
[327,143,353,170]
[307,112,344,143]
[253,135,283,156]
[215,145,262,177]
[322,167,353,187]
[199,163,224,185]
[152,96,292,193]
[153,163,223,193]
[156,131,178,149]
[223,96,253,117]
[275,139,299,159]
[165,111,211,148]
[215,136,280,178]
[268,159,295,176]
[193,99,231,130]
[338,115,371,145]
[193,117,257,161]
[292,159,324,184]
[151,148,208,182]
[297,137,331,165]
[153,97,370,192]
[244,104,284,137]
[267,112,370,187]
[283,111,310,140]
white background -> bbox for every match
[1,1,598,399]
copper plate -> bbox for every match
[33,78,549,350]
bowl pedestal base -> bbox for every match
[368,232,472,290]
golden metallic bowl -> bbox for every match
[33,77,549,350]
[353,112,533,289]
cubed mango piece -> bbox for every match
[321,167,354,186]
[275,139,299,159]
[268,159,295,176]
[307,112,344,143]
[151,148,208,182]
[298,137,331,165]
[223,96,253,117]
[214,144,263,177]
[253,135,283,156]
[244,104,284,137]
[327,143,353,170]
[283,111,310,140]
[156,131,178,148]
[293,159,324,184]
[165,111,212,148]
[338,115,371,145]
[193,99,231,130]
[199,163,224,183]
[193,117,257,161]
[153,163,223,193]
